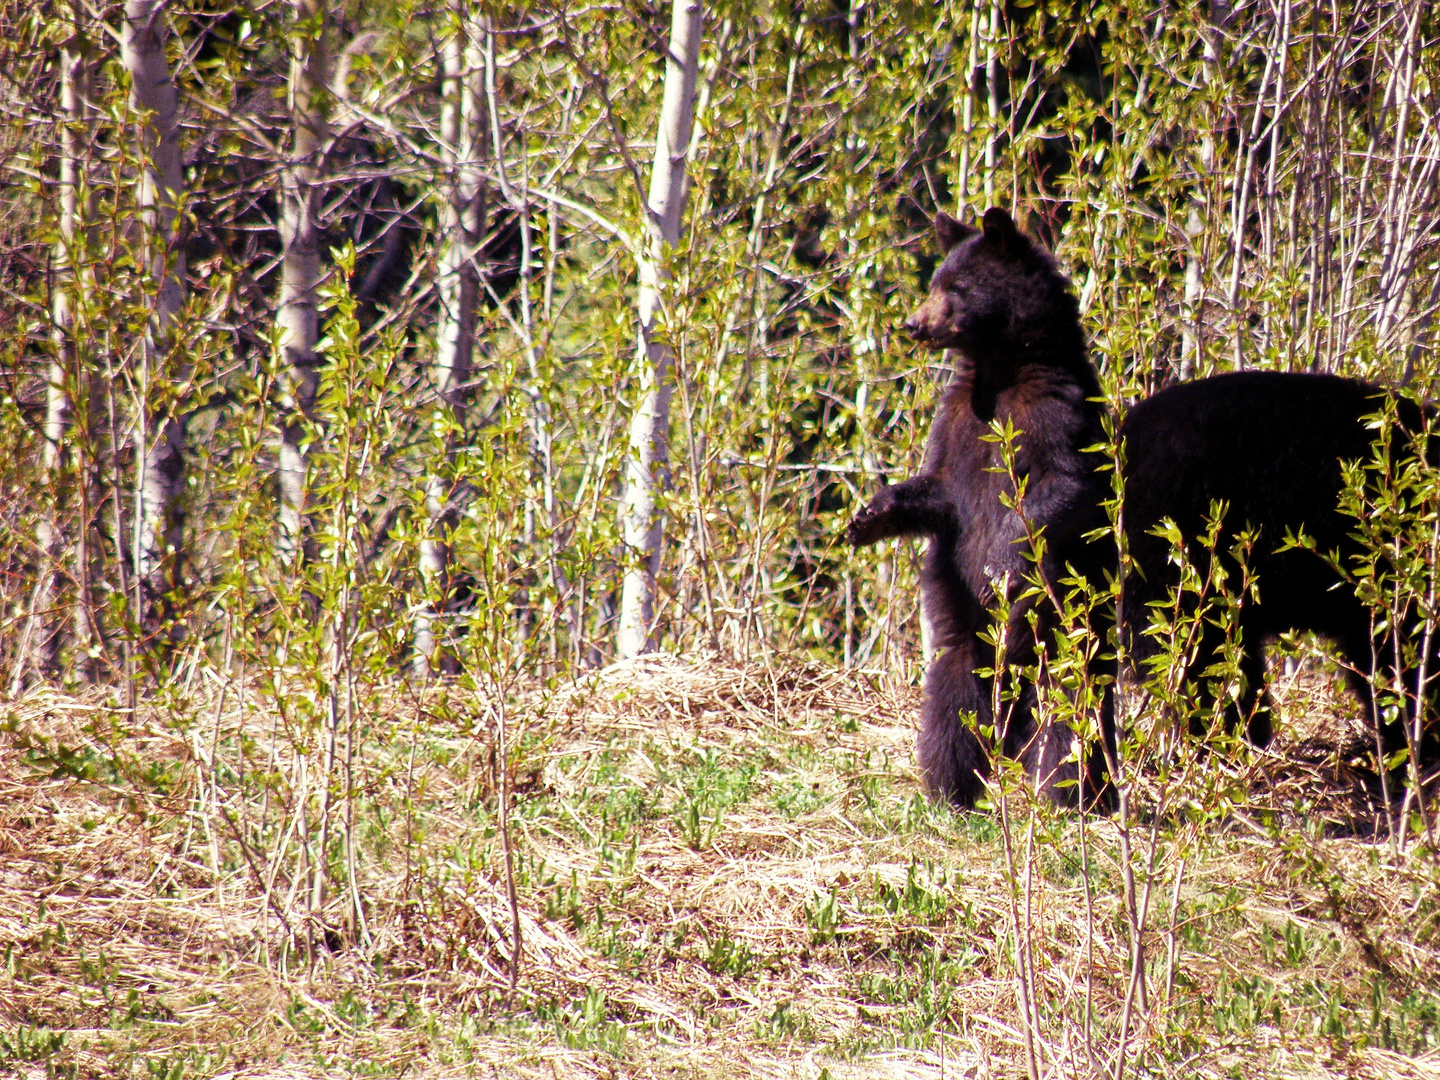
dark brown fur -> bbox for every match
[1121,371,1436,760]
[849,209,1110,807]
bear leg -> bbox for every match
[1239,638,1274,748]
[848,475,954,547]
[917,641,993,808]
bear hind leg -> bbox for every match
[918,643,992,808]
[1238,638,1274,748]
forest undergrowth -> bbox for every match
[6,1,1440,1076]
[3,650,1439,1080]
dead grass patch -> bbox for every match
[1,654,1438,1078]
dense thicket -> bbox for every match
[1,0,1438,687]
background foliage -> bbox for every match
[5,0,1438,686]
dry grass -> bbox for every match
[2,653,1439,1079]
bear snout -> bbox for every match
[905,309,941,342]
[905,295,951,343]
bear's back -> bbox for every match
[1120,371,1377,550]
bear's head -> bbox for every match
[904,208,1073,363]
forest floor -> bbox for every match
[2,653,1440,1079]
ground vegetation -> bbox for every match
[2,1,1440,1076]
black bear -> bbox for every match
[848,208,1111,807]
[1121,370,1433,755]
[850,207,1437,809]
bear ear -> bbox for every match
[981,207,1022,256]
[934,212,974,252]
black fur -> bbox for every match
[852,208,1437,809]
[1122,371,1433,760]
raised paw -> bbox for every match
[847,489,898,547]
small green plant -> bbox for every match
[544,871,585,928]
[775,780,826,819]
[874,858,951,925]
[852,946,966,1043]
[674,751,758,850]
[806,886,842,944]
[1282,920,1312,968]
[557,987,625,1057]
[0,1025,67,1064]
[700,928,756,979]
[1211,975,1282,1036]
[755,1000,810,1042]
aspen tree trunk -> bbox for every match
[277,0,329,567]
[983,0,1001,206]
[616,0,702,660]
[121,0,187,632]
[954,4,981,217]
[415,13,487,678]
[26,23,89,685]
[1180,23,1219,380]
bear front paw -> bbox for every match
[847,512,880,547]
[848,491,896,547]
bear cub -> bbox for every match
[851,208,1438,810]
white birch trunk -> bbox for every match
[277,0,329,566]
[121,0,188,622]
[616,0,702,660]
[983,0,1000,206]
[955,4,981,216]
[415,16,487,677]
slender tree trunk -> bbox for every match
[616,0,702,660]
[26,23,89,686]
[277,0,329,568]
[1180,21,1219,380]
[955,4,981,217]
[121,0,187,638]
[415,12,487,678]
[983,0,1001,206]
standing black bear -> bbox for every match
[848,208,1111,807]
[851,207,1437,809]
